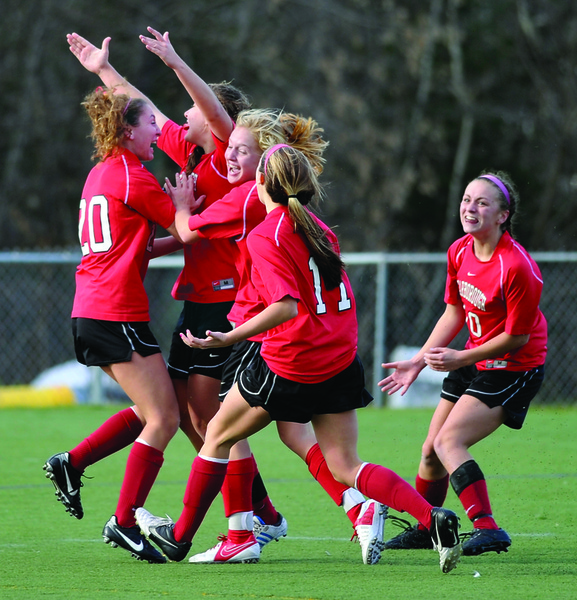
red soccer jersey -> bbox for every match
[444,232,547,370]
[157,120,239,302]
[247,206,358,384]
[72,148,176,321]
[187,181,267,336]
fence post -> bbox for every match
[372,256,387,407]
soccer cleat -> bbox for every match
[102,515,166,563]
[429,507,462,573]
[462,528,511,556]
[188,535,260,564]
[384,520,434,550]
[353,500,387,565]
[43,452,84,519]
[135,507,191,562]
[252,513,288,549]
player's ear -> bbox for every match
[258,172,265,185]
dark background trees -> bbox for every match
[2,0,576,252]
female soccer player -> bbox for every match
[44,87,197,563]
[135,145,462,573]
[169,110,387,564]
[379,172,547,556]
[66,31,285,535]
[66,30,249,449]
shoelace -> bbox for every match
[458,530,475,542]
[386,515,414,534]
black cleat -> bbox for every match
[384,521,433,550]
[43,452,84,519]
[135,507,191,562]
[102,516,167,563]
[462,528,511,556]
[429,507,462,573]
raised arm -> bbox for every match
[66,32,169,129]
[139,27,233,142]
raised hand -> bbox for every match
[66,32,110,75]
[139,27,180,69]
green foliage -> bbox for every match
[1,404,576,599]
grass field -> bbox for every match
[1,404,575,599]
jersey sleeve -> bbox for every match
[157,120,195,169]
[125,165,175,229]
[188,187,245,239]
[247,232,302,305]
[444,242,461,305]
[502,259,544,335]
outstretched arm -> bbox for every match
[66,32,169,129]
[181,297,299,349]
[379,302,465,395]
[140,27,233,142]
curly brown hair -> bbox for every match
[82,87,147,161]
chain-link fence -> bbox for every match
[1,251,574,406]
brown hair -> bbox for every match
[259,145,343,290]
[184,82,251,175]
[475,170,519,236]
[82,87,147,161]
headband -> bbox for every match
[122,98,132,117]
[479,174,510,205]
[264,143,291,174]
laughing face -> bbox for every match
[125,104,161,162]
[460,179,509,239]
[224,126,262,185]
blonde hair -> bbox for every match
[236,108,329,172]
[260,145,343,290]
[82,87,146,161]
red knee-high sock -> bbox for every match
[416,473,450,507]
[306,443,349,506]
[450,460,498,529]
[69,407,143,472]
[174,456,228,543]
[458,480,498,529]
[222,456,257,544]
[251,456,280,525]
[222,457,256,517]
[414,474,450,530]
[356,463,432,529]
[115,441,163,528]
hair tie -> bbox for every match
[287,195,298,199]
[264,143,291,174]
[479,174,510,205]
[122,98,132,117]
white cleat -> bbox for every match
[253,513,288,548]
[354,500,388,565]
[188,536,260,564]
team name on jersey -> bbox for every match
[458,280,486,311]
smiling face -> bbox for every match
[460,179,509,239]
[124,104,161,162]
[183,105,210,144]
[224,126,262,185]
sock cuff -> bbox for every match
[132,439,164,465]
[198,454,229,465]
[305,443,321,466]
[354,462,373,491]
[226,457,256,475]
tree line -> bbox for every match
[2,0,576,251]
